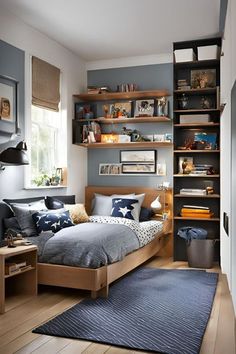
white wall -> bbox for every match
[0,7,87,202]
[220,0,236,311]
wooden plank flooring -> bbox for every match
[0,257,235,354]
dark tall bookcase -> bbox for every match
[173,37,221,261]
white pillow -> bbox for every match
[91,193,135,216]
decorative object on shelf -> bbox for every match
[157,163,167,176]
[135,99,154,117]
[141,134,153,142]
[120,150,156,163]
[131,130,141,142]
[200,96,212,109]
[178,94,188,109]
[91,122,101,142]
[191,69,216,89]
[203,180,214,194]
[157,97,168,116]
[117,83,138,92]
[179,114,210,124]
[101,134,119,144]
[150,195,162,212]
[178,157,193,174]
[177,79,190,91]
[164,133,173,142]
[122,164,156,174]
[99,163,122,175]
[0,140,29,171]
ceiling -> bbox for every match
[1,0,221,61]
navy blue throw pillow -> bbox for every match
[32,210,74,234]
[111,198,139,220]
[45,196,64,210]
[139,207,155,222]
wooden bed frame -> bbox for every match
[38,186,173,298]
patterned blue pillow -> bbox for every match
[111,198,139,220]
[32,210,74,234]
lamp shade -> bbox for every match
[0,141,29,166]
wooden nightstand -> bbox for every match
[0,245,37,314]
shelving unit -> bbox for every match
[73,89,171,147]
[173,37,221,261]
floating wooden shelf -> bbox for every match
[174,59,220,69]
[174,88,217,95]
[174,194,220,198]
[174,108,220,113]
[77,142,173,149]
[174,150,220,153]
[174,123,220,128]
[174,216,220,221]
[174,174,220,178]
[75,116,171,124]
[74,90,170,101]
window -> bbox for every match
[27,57,67,187]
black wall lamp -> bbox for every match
[0,141,29,171]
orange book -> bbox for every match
[181,212,214,218]
[181,208,210,214]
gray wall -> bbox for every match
[87,63,173,188]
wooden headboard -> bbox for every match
[85,185,173,216]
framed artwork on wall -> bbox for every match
[120,150,157,163]
[122,163,156,174]
[0,75,18,135]
[99,163,122,175]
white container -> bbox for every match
[197,45,219,60]
[174,48,196,63]
[118,135,131,143]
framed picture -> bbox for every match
[120,150,156,163]
[122,164,156,174]
[165,133,173,142]
[99,163,122,175]
[156,163,167,176]
[194,132,218,150]
[191,69,216,89]
[134,99,154,117]
[178,157,194,174]
[153,134,165,142]
[0,75,18,135]
[103,102,132,118]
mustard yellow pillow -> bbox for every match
[64,204,89,224]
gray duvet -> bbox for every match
[30,222,140,268]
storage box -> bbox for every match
[174,49,196,63]
[197,45,219,60]
[187,239,215,268]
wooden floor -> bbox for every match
[0,257,235,354]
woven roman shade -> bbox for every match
[32,56,60,112]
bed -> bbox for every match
[0,186,172,298]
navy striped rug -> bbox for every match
[33,268,218,354]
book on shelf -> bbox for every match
[183,205,210,210]
[180,212,214,218]
[179,114,210,124]
[181,208,210,214]
[180,188,207,195]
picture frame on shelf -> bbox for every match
[0,75,18,135]
[134,99,154,117]
[99,163,122,175]
[194,132,218,150]
[190,69,216,89]
[75,103,96,120]
[120,150,156,163]
[153,134,165,142]
[103,102,132,119]
[122,163,156,174]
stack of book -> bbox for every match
[180,205,214,218]
[189,164,214,176]
[180,188,207,195]
[5,261,31,276]
[177,79,190,90]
